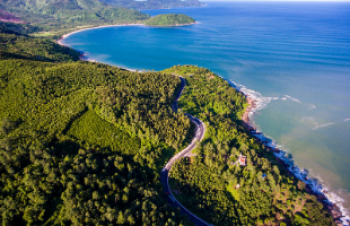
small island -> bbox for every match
[144,14,196,26]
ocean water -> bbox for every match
[61,1,350,220]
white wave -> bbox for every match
[229,80,279,113]
[313,122,334,130]
[345,118,350,122]
[300,117,334,130]
[284,95,302,104]
[281,96,315,111]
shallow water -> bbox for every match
[62,1,350,219]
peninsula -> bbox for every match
[144,14,196,26]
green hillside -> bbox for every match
[0,0,150,39]
[0,25,79,62]
[144,14,195,26]
[100,0,204,10]
[0,28,195,225]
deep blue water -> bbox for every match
[62,1,350,216]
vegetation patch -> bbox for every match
[226,181,240,201]
[100,0,203,10]
[144,14,195,26]
[66,109,140,154]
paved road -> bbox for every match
[161,77,212,226]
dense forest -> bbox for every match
[144,14,195,26]
[100,0,203,10]
[0,28,196,225]
[163,65,335,226]
[0,26,80,62]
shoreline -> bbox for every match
[57,24,349,225]
[56,21,198,47]
[56,23,144,47]
[241,89,349,226]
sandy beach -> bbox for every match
[56,23,143,47]
[242,96,256,124]
[56,21,198,47]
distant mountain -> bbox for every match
[99,0,204,10]
[0,0,150,39]
[0,0,148,20]
[0,0,111,15]
[0,0,201,39]
[0,9,24,24]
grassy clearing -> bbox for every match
[67,109,140,154]
[227,181,240,201]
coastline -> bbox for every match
[57,24,349,225]
[242,96,257,127]
[241,89,348,226]
[56,23,144,47]
[56,21,198,47]
[144,21,197,27]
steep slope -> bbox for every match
[0,25,80,61]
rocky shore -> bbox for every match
[241,94,347,226]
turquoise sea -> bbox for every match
[61,1,350,219]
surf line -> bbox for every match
[230,80,349,225]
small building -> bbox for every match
[238,155,246,166]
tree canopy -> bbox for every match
[144,14,195,26]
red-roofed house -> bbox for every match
[238,155,246,166]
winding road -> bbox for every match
[160,77,212,226]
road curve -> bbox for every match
[161,77,212,226]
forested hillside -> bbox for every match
[0,29,194,225]
[144,14,195,26]
[0,0,150,40]
[0,26,80,62]
[163,65,335,226]
[100,0,203,10]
